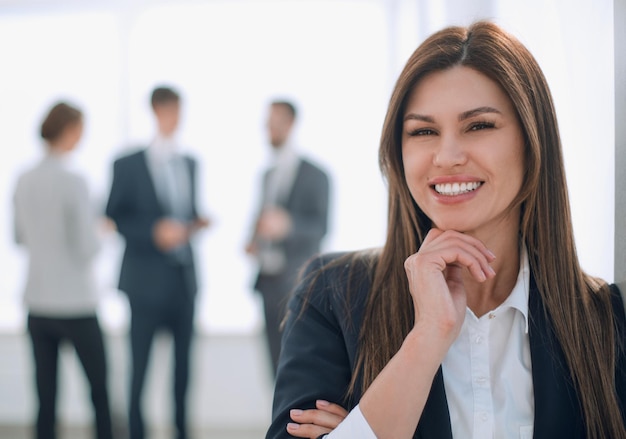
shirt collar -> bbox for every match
[149,134,178,162]
[271,142,299,167]
[498,243,530,333]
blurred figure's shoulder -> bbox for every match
[182,153,198,166]
[15,162,38,183]
[299,156,329,176]
[112,146,147,166]
[63,168,88,187]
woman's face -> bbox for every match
[401,65,525,238]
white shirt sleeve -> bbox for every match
[324,404,377,439]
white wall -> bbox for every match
[0,0,391,335]
[0,0,613,336]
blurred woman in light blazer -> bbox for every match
[13,102,113,439]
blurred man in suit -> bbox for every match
[106,86,209,439]
[246,100,330,377]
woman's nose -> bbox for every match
[433,135,467,168]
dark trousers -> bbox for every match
[128,276,195,439]
[27,314,112,439]
[261,290,290,378]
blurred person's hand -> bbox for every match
[256,207,292,241]
[244,241,258,256]
[287,400,348,438]
[99,217,117,234]
[153,218,189,251]
[191,216,211,232]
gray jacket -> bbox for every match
[13,155,100,316]
[254,158,330,297]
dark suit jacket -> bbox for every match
[254,158,330,299]
[105,149,200,306]
[266,253,626,439]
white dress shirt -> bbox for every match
[325,247,534,439]
[146,135,192,220]
[263,142,301,207]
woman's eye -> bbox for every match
[408,128,436,136]
[469,121,495,131]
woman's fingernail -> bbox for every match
[487,249,496,259]
[287,423,300,430]
[317,399,330,407]
[290,409,303,417]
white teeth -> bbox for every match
[434,181,481,196]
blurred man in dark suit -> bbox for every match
[106,86,209,439]
[246,100,330,377]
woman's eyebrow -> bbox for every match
[403,113,434,123]
[404,106,502,123]
[458,106,501,121]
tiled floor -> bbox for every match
[0,331,274,439]
[0,425,267,439]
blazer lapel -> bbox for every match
[528,279,584,438]
[283,159,304,209]
[415,367,453,439]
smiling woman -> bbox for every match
[266,20,626,439]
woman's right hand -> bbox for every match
[404,228,496,345]
[286,400,348,438]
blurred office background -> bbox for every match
[0,0,616,437]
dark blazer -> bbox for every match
[105,149,200,304]
[266,253,626,439]
[254,158,330,298]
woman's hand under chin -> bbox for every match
[286,400,348,438]
[404,228,496,347]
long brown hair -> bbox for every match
[350,21,624,438]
